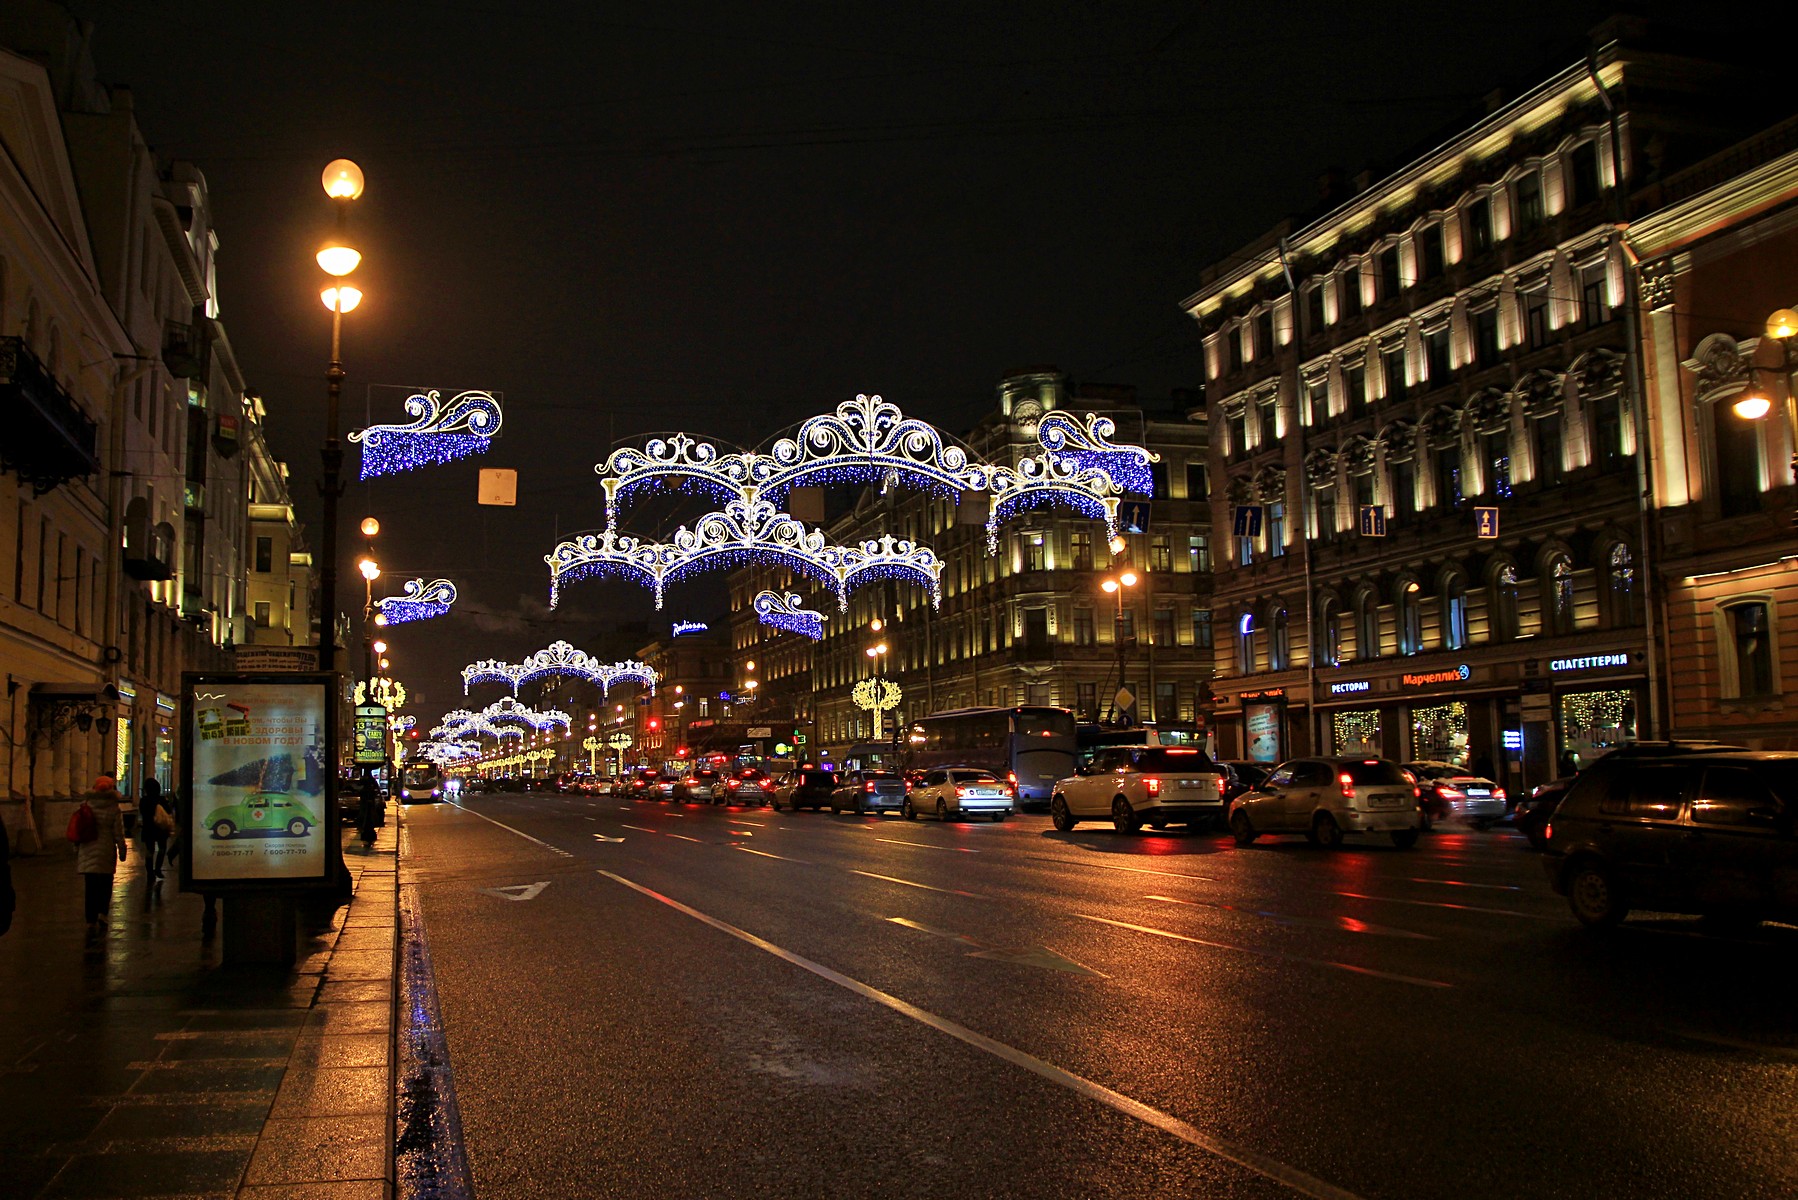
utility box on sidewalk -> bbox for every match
[179,673,341,963]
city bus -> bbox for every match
[904,706,1078,808]
[399,760,444,804]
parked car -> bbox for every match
[1543,748,1798,929]
[1228,757,1424,849]
[203,792,319,840]
[1513,777,1572,850]
[830,769,907,815]
[711,768,774,805]
[1051,746,1227,833]
[1220,760,1272,801]
[673,768,721,801]
[904,768,1012,822]
[772,769,839,811]
[624,769,657,798]
[1403,760,1507,828]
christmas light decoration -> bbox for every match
[672,620,709,637]
[460,642,659,697]
[851,678,903,740]
[354,677,407,710]
[376,578,458,625]
[1035,411,1155,498]
[753,590,827,640]
[546,497,942,611]
[434,714,521,742]
[479,697,572,733]
[389,714,416,735]
[349,389,502,479]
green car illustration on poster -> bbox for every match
[203,792,318,839]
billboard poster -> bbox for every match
[186,677,333,884]
[1245,702,1284,764]
[353,703,388,766]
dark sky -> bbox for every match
[70,0,1622,716]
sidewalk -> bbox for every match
[0,810,401,1200]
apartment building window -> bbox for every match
[1723,600,1776,697]
[1424,327,1452,383]
[1301,376,1327,425]
[1188,535,1211,573]
[1356,592,1381,660]
[1149,462,1169,499]
[1345,362,1367,410]
[1418,224,1445,281]
[73,547,85,636]
[254,601,272,628]
[1077,682,1098,719]
[1483,430,1513,498]
[1492,564,1521,642]
[1257,397,1278,445]
[1237,613,1257,674]
[1193,609,1213,649]
[1116,607,1136,645]
[1568,141,1602,209]
[1070,530,1092,571]
[1435,444,1464,508]
[1229,407,1250,458]
[255,536,273,573]
[1382,345,1408,402]
[1465,196,1493,253]
[1443,580,1469,651]
[1607,543,1641,627]
[1514,171,1545,232]
[1580,262,1612,325]
[1315,485,1338,537]
[1073,607,1095,646]
[1228,326,1245,371]
[1306,284,1326,333]
[1591,393,1624,469]
[1315,601,1341,667]
[1023,534,1046,572]
[1715,398,1762,517]
[1154,682,1178,723]
[1390,459,1417,525]
[1340,267,1363,318]
[1255,310,1275,358]
[1524,286,1552,349]
[1186,462,1209,500]
[1398,586,1422,655]
[1546,554,1576,637]
[1149,537,1171,572]
[1378,245,1403,301]
[1472,306,1500,365]
[1236,529,1255,567]
[37,518,49,613]
[1268,607,1290,670]
[1266,502,1285,558]
[1532,414,1563,485]
[1154,607,1175,647]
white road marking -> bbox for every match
[1076,914,1453,990]
[1029,855,1214,882]
[1333,890,1551,920]
[583,816,598,822]
[1145,895,1434,941]
[728,830,755,837]
[477,881,549,902]
[621,824,658,833]
[443,799,573,858]
[666,833,702,843]
[1405,877,1522,891]
[600,871,1362,1200]
[593,835,625,843]
[887,916,982,946]
[851,869,986,899]
[732,820,769,828]
[734,846,809,864]
[876,838,979,854]
[887,917,1106,976]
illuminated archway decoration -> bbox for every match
[753,591,827,641]
[349,389,503,479]
[376,578,458,625]
[434,714,520,742]
[546,497,942,611]
[460,642,659,697]
[480,697,571,733]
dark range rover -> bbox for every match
[1543,748,1797,929]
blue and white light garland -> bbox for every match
[459,640,659,697]
[375,578,458,625]
[753,591,827,641]
[349,389,503,479]
[479,697,571,733]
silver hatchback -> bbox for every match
[1229,757,1424,849]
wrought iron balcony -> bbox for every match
[0,337,100,495]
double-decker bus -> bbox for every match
[904,706,1078,808]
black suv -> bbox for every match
[1543,749,1796,929]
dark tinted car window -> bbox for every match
[1339,760,1409,785]
[1693,768,1781,827]
[1291,762,1334,787]
[1131,748,1218,772]
[800,771,836,785]
[1265,766,1295,788]
[1598,765,1695,819]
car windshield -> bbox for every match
[860,771,899,781]
[1340,760,1411,785]
[951,771,1000,784]
[799,771,836,784]
[1130,748,1216,773]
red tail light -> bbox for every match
[1339,772,1356,800]
[1215,776,1227,798]
[1144,777,1161,796]
[1438,786,1466,800]
[864,781,876,793]
[759,780,774,791]
[1006,770,1018,798]
[1493,788,1507,802]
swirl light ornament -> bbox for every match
[753,590,828,641]
[375,578,458,625]
[349,389,503,478]
[546,497,942,611]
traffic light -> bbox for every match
[647,718,661,731]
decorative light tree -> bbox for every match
[851,678,903,741]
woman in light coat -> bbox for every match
[78,776,130,930]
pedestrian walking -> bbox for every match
[358,774,378,846]
[138,773,171,881]
[77,776,130,931]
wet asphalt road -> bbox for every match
[401,788,1798,1199]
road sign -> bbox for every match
[1231,505,1263,538]
[1475,506,1500,538]
[477,468,517,506]
[1358,505,1387,537]
[747,726,772,738]
[1118,500,1151,534]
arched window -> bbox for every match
[1721,600,1775,698]
[1607,543,1641,627]
[1356,591,1381,660]
[1546,554,1576,636]
[1443,577,1469,650]
[1269,607,1290,671]
[1238,611,1257,675]
[1316,597,1342,667]
[1397,582,1423,655]
[1491,564,1520,642]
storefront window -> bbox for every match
[1411,702,1468,766]
[1560,689,1636,770]
[1333,709,1381,756]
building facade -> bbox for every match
[1184,21,1781,793]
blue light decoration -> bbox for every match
[460,641,659,697]
[479,697,571,733]
[1036,411,1155,497]
[546,496,943,612]
[348,389,502,479]
[984,412,1156,552]
[460,659,518,694]
[375,577,458,625]
[672,621,709,637]
[433,714,522,743]
[753,590,827,641]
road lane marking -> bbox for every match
[728,829,755,837]
[1028,855,1215,883]
[621,824,658,833]
[666,833,702,843]
[876,838,980,854]
[734,846,809,864]
[584,816,597,822]
[1076,914,1453,990]
[851,869,986,899]
[593,835,625,843]
[1144,895,1434,940]
[1405,877,1522,891]
[443,799,574,858]
[887,917,1107,976]
[888,916,983,946]
[477,881,549,902]
[1333,890,1551,920]
[731,820,769,828]
[600,870,1361,1200]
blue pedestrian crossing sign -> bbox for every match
[1358,505,1386,537]
[1231,505,1263,538]
[1475,507,1500,539]
[1118,500,1152,534]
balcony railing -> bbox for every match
[0,337,99,495]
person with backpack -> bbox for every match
[138,773,171,881]
[73,776,129,931]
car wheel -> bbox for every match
[902,798,916,821]
[212,820,236,840]
[1229,809,1258,846]
[1311,812,1343,849]
[1390,829,1420,849]
[1566,860,1628,928]
[1050,795,1076,832]
[286,818,309,837]
[829,802,840,815]
[1112,796,1141,834]
[937,800,953,823]
[854,798,866,816]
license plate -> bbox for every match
[1466,789,1491,797]
[1178,779,1208,788]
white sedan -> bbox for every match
[903,768,1012,822]
[1051,746,1228,833]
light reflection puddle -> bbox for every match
[1146,895,1434,940]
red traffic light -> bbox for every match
[647,718,661,730]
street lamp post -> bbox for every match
[1100,567,1141,724]
[315,159,365,674]
[1733,307,1798,526]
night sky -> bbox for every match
[68,0,1626,715]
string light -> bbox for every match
[353,677,407,709]
[349,389,502,479]
[375,577,458,625]
[753,590,828,640]
[460,640,659,697]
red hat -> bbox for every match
[93,775,117,791]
